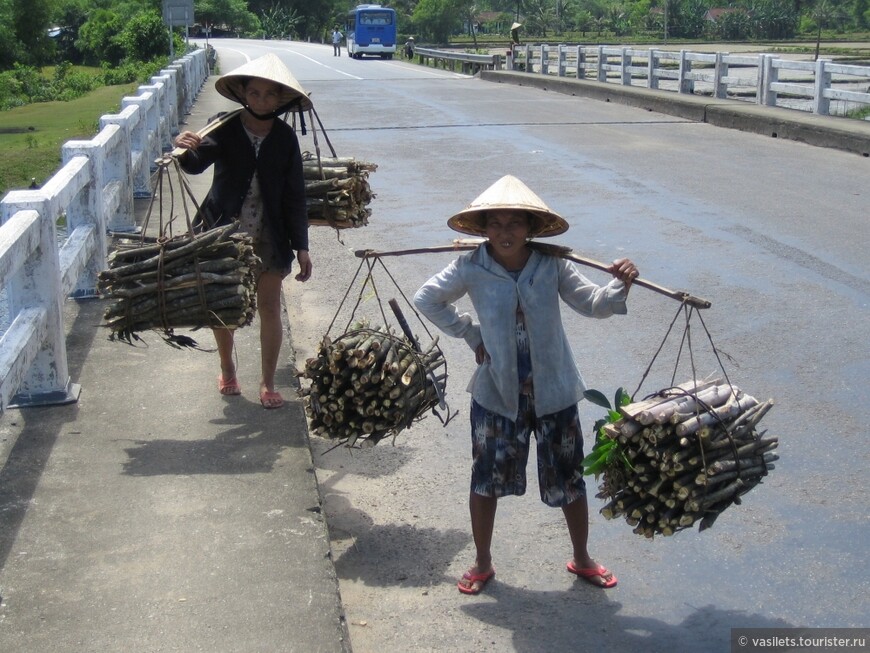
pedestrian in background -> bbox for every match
[173,54,313,409]
[414,175,638,594]
[332,26,343,56]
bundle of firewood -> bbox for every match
[589,378,778,538]
[302,154,377,229]
[99,222,258,343]
[298,325,447,447]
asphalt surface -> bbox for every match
[1,61,868,653]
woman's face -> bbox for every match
[484,210,531,260]
[244,78,282,116]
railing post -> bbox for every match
[648,48,659,89]
[0,195,79,407]
[678,49,694,94]
[621,47,632,86]
[714,52,728,99]
[140,80,171,152]
[761,54,777,106]
[101,105,149,204]
[540,44,548,75]
[122,92,160,179]
[596,46,606,82]
[557,44,566,77]
[813,58,832,115]
[60,141,106,297]
[575,45,585,80]
[524,44,531,72]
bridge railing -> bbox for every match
[413,47,503,75]
[0,48,209,412]
[509,44,870,117]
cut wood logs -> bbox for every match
[590,379,778,538]
[98,222,258,343]
[302,153,377,229]
[297,325,447,447]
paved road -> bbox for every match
[254,39,868,652]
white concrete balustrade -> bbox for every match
[0,48,208,411]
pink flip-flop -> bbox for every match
[259,389,284,409]
[218,375,241,396]
[567,561,617,588]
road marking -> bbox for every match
[281,48,363,79]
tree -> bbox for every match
[117,10,170,61]
[259,3,302,39]
[413,0,463,43]
[195,0,259,35]
[77,9,127,65]
[12,0,55,65]
[54,0,92,64]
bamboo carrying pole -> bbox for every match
[355,239,712,309]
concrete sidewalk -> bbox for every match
[0,79,351,652]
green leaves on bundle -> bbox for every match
[581,387,633,478]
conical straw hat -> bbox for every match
[215,53,312,111]
[447,175,569,238]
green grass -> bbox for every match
[0,82,138,195]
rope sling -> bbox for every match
[298,254,457,451]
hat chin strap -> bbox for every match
[232,92,308,134]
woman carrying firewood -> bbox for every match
[414,175,638,594]
[173,54,313,409]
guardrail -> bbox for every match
[413,47,503,74]
[0,48,209,412]
[509,44,870,117]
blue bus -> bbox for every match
[345,4,397,59]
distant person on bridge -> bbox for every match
[414,175,638,594]
[332,26,343,56]
[173,54,313,409]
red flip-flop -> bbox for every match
[457,568,495,595]
[567,561,617,588]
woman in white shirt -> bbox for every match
[414,175,638,594]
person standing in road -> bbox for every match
[173,54,313,409]
[332,26,343,56]
[414,175,638,594]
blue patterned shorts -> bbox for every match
[469,396,587,507]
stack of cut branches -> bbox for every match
[99,222,259,343]
[586,379,778,538]
[302,154,377,229]
[298,325,446,447]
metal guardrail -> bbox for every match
[0,48,209,412]
[413,47,503,74]
[509,44,870,117]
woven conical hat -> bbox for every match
[447,175,569,238]
[215,53,312,111]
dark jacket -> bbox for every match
[178,112,308,266]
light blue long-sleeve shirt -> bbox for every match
[413,245,628,419]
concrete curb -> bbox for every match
[480,69,870,157]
